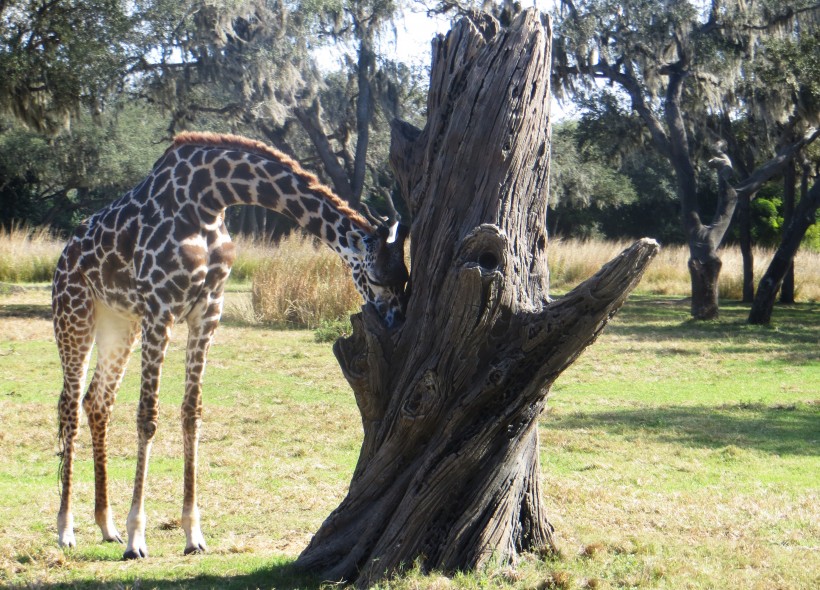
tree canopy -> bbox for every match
[551,0,820,317]
[0,0,137,132]
[0,0,818,276]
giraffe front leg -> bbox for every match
[124,318,171,560]
[124,399,156,559]
[181,407,206,555]
[181,304,220,555]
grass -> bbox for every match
[250,236,362,329]
[547,238,820,302]
[0,224,63,284]
[3,229,819,326]
[0,277,817,589]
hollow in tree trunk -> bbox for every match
[294,11,659,585]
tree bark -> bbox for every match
[738,191,754,303]
[749,176,820,324]
[686,143,737,320]
[295,99,357,203]
[294,10,658,586]
[780,160,796,303]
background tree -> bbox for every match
[716,23,820,302]
[551,0,820,319]
[0,0,428,237]
[0,0,137,133]
[749,174,820,323]
[557,96,685,243]
[135,0,418,236]
[549,119,637,239]
[0,106,166,231]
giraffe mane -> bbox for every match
[171,131,373,232]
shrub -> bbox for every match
[250,235,361,328]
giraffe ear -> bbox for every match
[346,231,365,255]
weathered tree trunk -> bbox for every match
[294,11,659,585]
[749,176,820,324]
[688,248,722,319]
[686,146,737,320]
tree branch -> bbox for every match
[520,239,660,381]
[352,30,375,206]
[597,61,672,159]
[294,98,356,202]
[706,140,738,245]
[735,127,820,197]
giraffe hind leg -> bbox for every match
[84,313,139,544]
[54,274,96,549]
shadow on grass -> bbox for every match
[609,296,820,356]
[0,303,52,320]
[545,402,820,456]
[31,560,328,590]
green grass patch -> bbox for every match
[0,287,817,589]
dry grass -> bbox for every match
[0,224,63,283]
[2,227,819,325]
[250,235,362,328]
[547,238,820,301]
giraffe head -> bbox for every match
[347,222,410,326]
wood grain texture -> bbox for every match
[295,10,658,585]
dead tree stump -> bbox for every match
[294,10,659,585]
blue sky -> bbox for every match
[315,1,571,118]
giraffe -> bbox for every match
[52,132,409,559]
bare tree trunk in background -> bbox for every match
[242,204,258,236]
[351,27,374,206]
[738,191,755,303]
[294,11,658,586]
[749,177,820,324]
[780,160,796,303]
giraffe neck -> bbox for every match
[160,133,373,261]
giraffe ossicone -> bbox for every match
[52,132,409,558]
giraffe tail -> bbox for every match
[56,390,67,494]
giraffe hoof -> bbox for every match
[123,547,147,559]
[104,534,124,544]
[184,543,207,555]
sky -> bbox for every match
[316,1,573,119]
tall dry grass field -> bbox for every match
[547,238,820,301]
[2,228,818,316]
[249,235,362,328]
[0,224,63,283]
